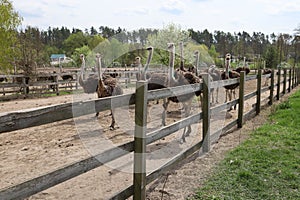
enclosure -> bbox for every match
[0,68,299,199]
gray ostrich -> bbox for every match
[146,44,201,143]
[79,54,123,130]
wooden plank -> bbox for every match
[146,140,203,184]
[146,112,202,144]
[147,83,202,101]
[210,99,239,115]
[238,72,245,128]
[134,81,148,200]
[261,86,270,93]
[0,141,134,200]
[244,91,257,101]
[210,78,239,89]
[202,73,210,153]
[220,119,238,136]
[245,75,258,81]
[256,69,262,114]
[0,93,135,134]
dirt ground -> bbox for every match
[0,78,294,200]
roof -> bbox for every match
[50,54,66,59]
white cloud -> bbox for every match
[11,0,299,34]
[161,0,186,14]
[257,0,300,15]
[114,7,150,16]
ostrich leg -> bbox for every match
[180,100,192,143]
[110,109,116,130]
[162,98,169,126]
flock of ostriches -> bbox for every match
[77,42,271,143]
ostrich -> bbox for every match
[79,54,123,130]
[263,68,272,86]
[79,54,98,94]
[146,44,201,143]
[0,77,7,96]
[207,65,222,104]
[234,57,250,75]
[221,53,240,110]
[59,64,74,89]
[95,53,123,130]
[165,43,202,142]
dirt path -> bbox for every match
[0,79,293,200]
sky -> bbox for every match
[11,0,300,35]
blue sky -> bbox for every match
[12,0,300,35]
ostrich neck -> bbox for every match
[180,43,184,70]
[169,48,175,84]
[96,57,108,97]
[225,60,230,76]
[143,49,153,80]
[195,53,199,76]
[79,59,86,86]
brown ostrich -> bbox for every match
[221,53,240,110]
[234,57,250,75]
[79,54,123,130]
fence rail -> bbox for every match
[0,68,299,200]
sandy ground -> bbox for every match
[0,78,293,200]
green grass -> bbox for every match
[191,90,300,200]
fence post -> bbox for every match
[288,68,292,92]
[54,74,59,95]
[283,68,287,94]
[277,68,281,100]
[133,80,148,200]
[202,73,210,153]
[296,68,300,86]
[75,73,78,90]
[292,67,295,88]
[238,71,245,128]
[256,69,262,115]
[269,70,275,105]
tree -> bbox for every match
[62,31,88,56]
[264,45,278,68]
[0,0,22,72]
[147,23,191,66]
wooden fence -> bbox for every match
[0,73,78,98]
[0,68,169,98]
[0,68,299,199]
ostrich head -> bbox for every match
[135,56,141,66]
[225,53,231,74]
